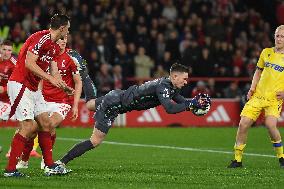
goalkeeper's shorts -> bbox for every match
[241,95,282,121]
[94,90,124,134]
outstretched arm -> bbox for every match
[156,85,187,114]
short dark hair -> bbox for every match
[170,63,189,73]
[50,14,70,30]
[1,39,13,46]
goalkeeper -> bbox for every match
[56,63,210,168]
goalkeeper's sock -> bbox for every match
[234,144,246,162]
[60,140,94,165]
[82,74,97,101]
[272,140,284,158]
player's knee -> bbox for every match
[239,119,251,130]
[40,119,53,131]
[90,133,104,147]
[89,137,102,147]
[18,120,38,137]
[239,116,254,127]
[86,99,96,111]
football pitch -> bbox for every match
[0,127,284,189]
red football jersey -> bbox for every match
[9,30,60,91]
[42,50,79,105]
[0,56,16,103]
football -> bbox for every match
[192,104,211,116]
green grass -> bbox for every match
[0,127,284,189]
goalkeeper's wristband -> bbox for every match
[185,100,194,111]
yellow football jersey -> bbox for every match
[255,47,284,101]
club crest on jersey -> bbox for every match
[264,62,284,72]
[162,88,170,98]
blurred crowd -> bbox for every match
[0,0,283,98]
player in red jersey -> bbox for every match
[4,14,73,177]
[16,35,82,170]
[0,40,16,154]
[1,40,41,159]
[0,40,16,121]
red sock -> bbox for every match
[21,138,35,162]
[51,133,56,147]
[38,131,54,167]
[6,133,27,171]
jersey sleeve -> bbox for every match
[156,84,187,114]
[28,37,50,56]
[256,49,266,69]
[172,93,187,103]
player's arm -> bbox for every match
[50,60,62,80]
[0,86,6,94]
[156,85,187,114]
[71,73,82,120]
[247,49,265,100]
[25,51,53,81]
[172,93,187,103]
[247,67,262,100]
[25,51,66,89]
[50,60,74,94]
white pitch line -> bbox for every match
[57,137,275,158]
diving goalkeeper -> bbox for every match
[56,62,210,169]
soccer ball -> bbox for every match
[192,104,211,116]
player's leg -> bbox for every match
[34,91,68,175]
[16,121,40,169]
[4,81,37,177]
[58,127,106,166]
[58,101,110,166]
[35,112,68,175]
[41,111,65,169]
[82,73,97,111]
[16,128,37,169]
[264,103,284,167]
[228,116,254,168]
[5,129,17,158]
[67,49,97,110]
[228,98,262,168]
[49,112,64,145]
[4,120,37,177]
[35,112,55,167]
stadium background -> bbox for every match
[1,1,284,188]
[1,0,284,127]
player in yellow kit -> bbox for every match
[228,25,284,168]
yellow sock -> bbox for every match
[271,140,284,158]
[33,135,39,151]
[234,144,246,162]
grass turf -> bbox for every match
[0,127,283,189]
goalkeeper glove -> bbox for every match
[185,93,211,111]
[185,97,200,111]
